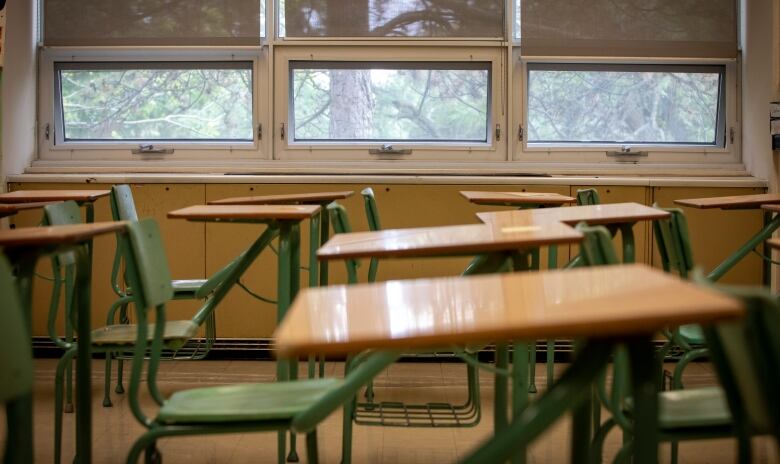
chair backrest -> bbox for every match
[652,206,695,279]
[361,187,382,232]
[576,188,601,206]
[575,223,619,266]
[326,202,360,283]
[360,188,381,282]
[0,255,33,404]
[44,201,83,266]
[110,184,139,221]
[702,285,779,435]
[123,219,174,311]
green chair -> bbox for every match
[576,188,601,206]
[653,206,708,389]
[41,200,242,464]
[121,218,398,464]
[327,201,482,432]
[105,184,245,405]
[360,187,381,282]
[592,283,780,464]
[42,201,81,415]
[0,254,35,464]
[575,224,767,464]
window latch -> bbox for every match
[369,144,412,155]
[132,144,174,155]
[607,146,648,159]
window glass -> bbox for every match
[526,64,724,146]
[57,62,254,142]
[291,62,490,143]
[280,0,504,38]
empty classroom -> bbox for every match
[1,0,780,463]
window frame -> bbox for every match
[273,45,507,162]
[513,55,741,164]
[38,47,271,161]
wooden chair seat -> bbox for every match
[158,378,343,424]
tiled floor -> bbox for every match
[7,358,778,463]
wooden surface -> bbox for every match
[0,190,110,203]
[762,204,780,213]
[767,238,780,250]
[318,222,582,260]
[460,190,576,206]
[0,222,127,248]
[0,202,57,217]
[275,264,742,357]
[208,191,354,205]
[675,193,780,210]
[477,203,669,227]
[168,204,321,221]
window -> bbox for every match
[526,64,726,147]
[55,62,254,143]
[290,62,490,143]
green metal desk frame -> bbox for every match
[4,235,111,464]
[706,211,780,285]
[170,214,316,463]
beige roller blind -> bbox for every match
[44,0,263,46]
[519,0,738,58]
[281,0,504,38]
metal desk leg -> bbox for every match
[307,213,320,379]
[708,213,780,282]
[512,342,529,464]
[619,223,636,264]
[319,203,330,288]
[627,337,659,464]
[764,211,772,286]
[74,246,93,464]
[547,246,558,389]
[528,249,540,394]
[9,254,37,464]
[494,343,509,433]
[461,341,614,464]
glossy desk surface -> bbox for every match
[477,202,669,227]
[0,190,110,204]
[275,264,742,357]
[0,201,57,218]
[0,222,127,248]
[460,190,576,206]
[168,204,321,221]
[209,191,354,205]
[317,222,582,260]
[675,193,780,210]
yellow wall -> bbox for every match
[7,182,766,339]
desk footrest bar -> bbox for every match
[354,399,479,428]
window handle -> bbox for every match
[132,144,174,155]
[369,144,412,155]
[607,146,648,157]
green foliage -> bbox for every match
[61,68,253,141]
[292,67,488,141]
[527,69,721,144]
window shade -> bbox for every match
[281,0,504,38]
[519,0,738,58]
[43,0,263,46]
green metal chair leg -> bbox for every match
[64,266,76,414]
[546,341,555,389]
[278,431,287,464]
[306,431,319,464]
[103,351,114,408]
[528,343,537,394]
[5,393,34,464]
[55,347,77,464]
[671,348,708,390]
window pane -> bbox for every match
[527,65,723,145]
[291,63,490,143]
[58,64,253,141]
[280,0,504,38]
